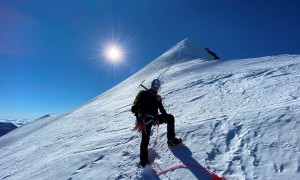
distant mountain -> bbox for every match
[0,122,18,137]
[0,118,30,127]
[0,39,299,180]
[0,113,56,138]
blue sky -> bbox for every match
[1,0,300,120]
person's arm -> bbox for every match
[157,96,167,115]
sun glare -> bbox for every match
[108,47,122,61]
[105,45,123,62]
[97,33,134,70]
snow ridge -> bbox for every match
[157,38,215,64]
[129,38,216,82]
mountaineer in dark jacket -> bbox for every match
[132,79,182,167]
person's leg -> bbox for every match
[158,114,175,140]
[140,121,152,165]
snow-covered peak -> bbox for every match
[129,39,219,84]
[153,38,218,66]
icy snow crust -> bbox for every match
[0,40,300,179]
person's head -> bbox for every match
[150,79,161,92]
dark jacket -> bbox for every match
[139,89,166,116]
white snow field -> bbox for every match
[0,39,299,180]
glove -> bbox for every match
[132,121,146,133]
[156,95,162,102]
[131,105,138,113]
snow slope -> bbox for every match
[0,39,299,180]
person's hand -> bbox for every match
[133,121,146,133]
[131,105,138,113]
[156,95,162,102]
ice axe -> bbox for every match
[138,80,147,90]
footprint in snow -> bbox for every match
[72,164,88,175]
[92,155,104,164]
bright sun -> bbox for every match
[105,46,123,62]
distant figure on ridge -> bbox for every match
[205,48,220,60]
[131,79,182,167]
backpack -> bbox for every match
[131,90,144,114]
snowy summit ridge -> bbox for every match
[0,39,299,180]
[149,38,216,67]
[131,38,218,82]
[158,38,216,63]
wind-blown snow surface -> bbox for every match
[1,40,300,180]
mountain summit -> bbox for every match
[149,38,218,67]
[132,38,219,81]
[159,38,218,63]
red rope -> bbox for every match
[150,124,225,180]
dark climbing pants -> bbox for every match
[140,114,175,163]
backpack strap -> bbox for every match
[131,90,144,113]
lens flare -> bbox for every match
[91,28,136,77]
[105,46,122,62]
